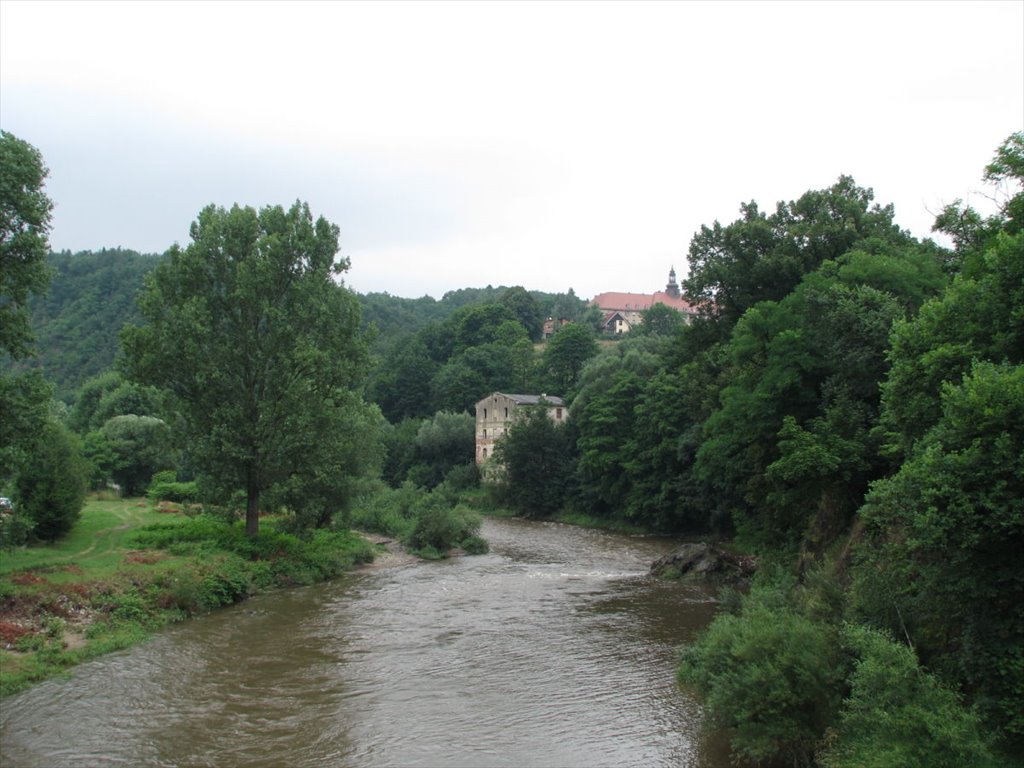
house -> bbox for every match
[542,317,572,339]
[590,267,698,333]
[475,392,568,465]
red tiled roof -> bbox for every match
[591,291,696,314]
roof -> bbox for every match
[479,392,566,407]
[591,290,697,314]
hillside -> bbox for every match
[7,249,161,401]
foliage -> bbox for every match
[492,401,577,518]
[880,230,1023,456]
[405,495,481,555]
[636,302,684,336]
[683,175,914,332]
[121,201,369,536]
[98,414,176,496]
[499,285,544,341]
[678,574,845,767]
[540,321,598,395]
[0,130,53,362]
[0,369,53,474]
[406,410,475,489]
[8,249,160,401]
[819,624,998,768]
[695,245,943,550]
[68,370,166,433]
[266,392,385,529]
[12,420,88,541]
[146,470,199,504]
[348,480,422,539]
[853,361,1024,742]
[367,335,438,421]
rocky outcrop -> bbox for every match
[650,542,756,582]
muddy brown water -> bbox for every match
[0,517,731,767]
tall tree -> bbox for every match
[122,201,368,535]
[683,176,912,332]
[541,322,598,395]
[499,285,544,341]
[0,131,53,361]
[0,132,57,496]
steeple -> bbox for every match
[665,266,680,298]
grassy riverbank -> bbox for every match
[0,496,375,697]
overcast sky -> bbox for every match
[2,1,1021,300]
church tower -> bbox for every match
[665,266,680,298]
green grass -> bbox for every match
[0,497,181,580]
[1,496,373,697]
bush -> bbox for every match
[146,470,199,504]
[100,414,176,496]
[460,535,489,555]
[14,421,88,541]
[0,509,34,548]
[405,498,481,554]
[348,482,420,539]
[819,625,998,768]
[677,577,845,766]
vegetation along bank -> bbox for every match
[2,126,1021,766]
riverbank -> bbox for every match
[0,497,376,697]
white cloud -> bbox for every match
[2,0,1021,299]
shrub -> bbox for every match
[146,471,199,504]
[405,498,481,554]
[677,577,845,766]
[0,509,34,548]
[14,421,88,541]
[819,625,998,768]
[460,535,489,555]
[348,482,420,539]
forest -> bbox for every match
[1,128,1021,766]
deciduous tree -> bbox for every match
[122,201,369,535]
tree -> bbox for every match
[854,361,1024,744]
[1,132,57,508]
[14,420,88,541]
[541,322,598,395]
[122,201,369,536]
[683,176,912,332]
[678,576,845,767]
[499,285,544,341]
[636,302,684,336]
[267,393,385,529]
[99,414,176,496]
[408,410,475,488]
[493,403,576,517]
[0,131,53,361]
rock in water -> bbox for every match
[650,542,756,581]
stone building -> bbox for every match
[474,392,568,465]
[590,266,698,334]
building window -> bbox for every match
[556,408,563,420]
[505,407,509,418]
[482,448,487,458]
[483,428,487,438]
[483,408,487,419]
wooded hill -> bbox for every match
[5,251,588,405]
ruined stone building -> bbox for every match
[474,392,567,465]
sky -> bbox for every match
[1,1,1022,301]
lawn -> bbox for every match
[0,496,183,581]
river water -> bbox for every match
[0,517,729,767]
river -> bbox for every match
[0,517,730,767]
